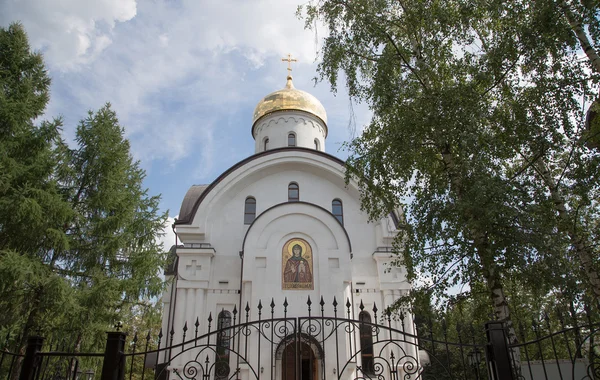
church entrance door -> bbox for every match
[282,341,317,380]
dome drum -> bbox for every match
[252,76,328,139]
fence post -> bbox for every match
[18,336,44,380]
[484,321,514,380]
[101,331,127,380]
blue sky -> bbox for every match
[1,0,372,247]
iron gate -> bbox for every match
[7,297,600,380]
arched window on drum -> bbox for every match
[288,132,296,147]
[216,310,232,380]
[359,311,375,375]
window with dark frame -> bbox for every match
[332,199,343,225]
[359,311,375,375]
[390,210,400,229]
[288,182,299,202]
[288,133,296,147]
[244,197,256,224]
[314,138,319,150]
[264,138,269,151]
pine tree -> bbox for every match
[0,23,167,360]
[0,22,74,350]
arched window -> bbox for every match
[288,133,296,147]
[216,310,232,380]
[288,182,299,202]
[244,197,256,224]
[359,311,374,375]
[314,138,320,150]
[332,199,343,225]
[264,137,270,151]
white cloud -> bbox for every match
[2,0,367,215]
[158,216,178,251]
[1,0,137,70]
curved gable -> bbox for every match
[242,201,352,254]
[174,147,352,226]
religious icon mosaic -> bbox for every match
[282,238,314,290]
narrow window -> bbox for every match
[288,182,299,202]
[314,138,320,150]
[244,197,256,224]
[332,199,343,225]
[288,133,296,147]
[264,138,270,151]
[359,311,374,375]
[216,310,232,380]
[390,210,400,229]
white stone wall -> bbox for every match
[253,111,326,153]
[162,150,414,379]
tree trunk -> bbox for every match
[10,297,40,380]
[440,148,521,370]
[535,161,600,309]
[561,2,600,74]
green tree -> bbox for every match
[0,23,167,362]
[49,104,168,348]
[301,0,600,347]
[0,22,74,346]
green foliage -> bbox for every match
[0,23,72,258]
[0,23,167,355]
[302,0,600,324]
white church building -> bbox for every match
[159,68,418,380]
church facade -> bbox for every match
[160,71,416,380]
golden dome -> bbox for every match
[252,75,328,136]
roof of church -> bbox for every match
[175,147,346,225]
[251,75,327,136]
[178,184,209,223]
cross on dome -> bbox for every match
[281,53,298,75]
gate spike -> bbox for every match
[245,302,250,313]
[133,332,138,343]
[346,298,351,309]
[233,305,237,315]
[283,298,288,309]
[146,330,152,341]
[332,297,338,307]
[258,300,263,310]
[183,321,188,332]
[208,312,213,323]
[307,295,312,306]
[359,300,365,311]
[158,328,163,339]
[195,317,200,328]
[372,302,378,313]
[270,298,276,310]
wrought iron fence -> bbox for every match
[508,313,600,380]
[6,297,600,380]
[0,332,23,380]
